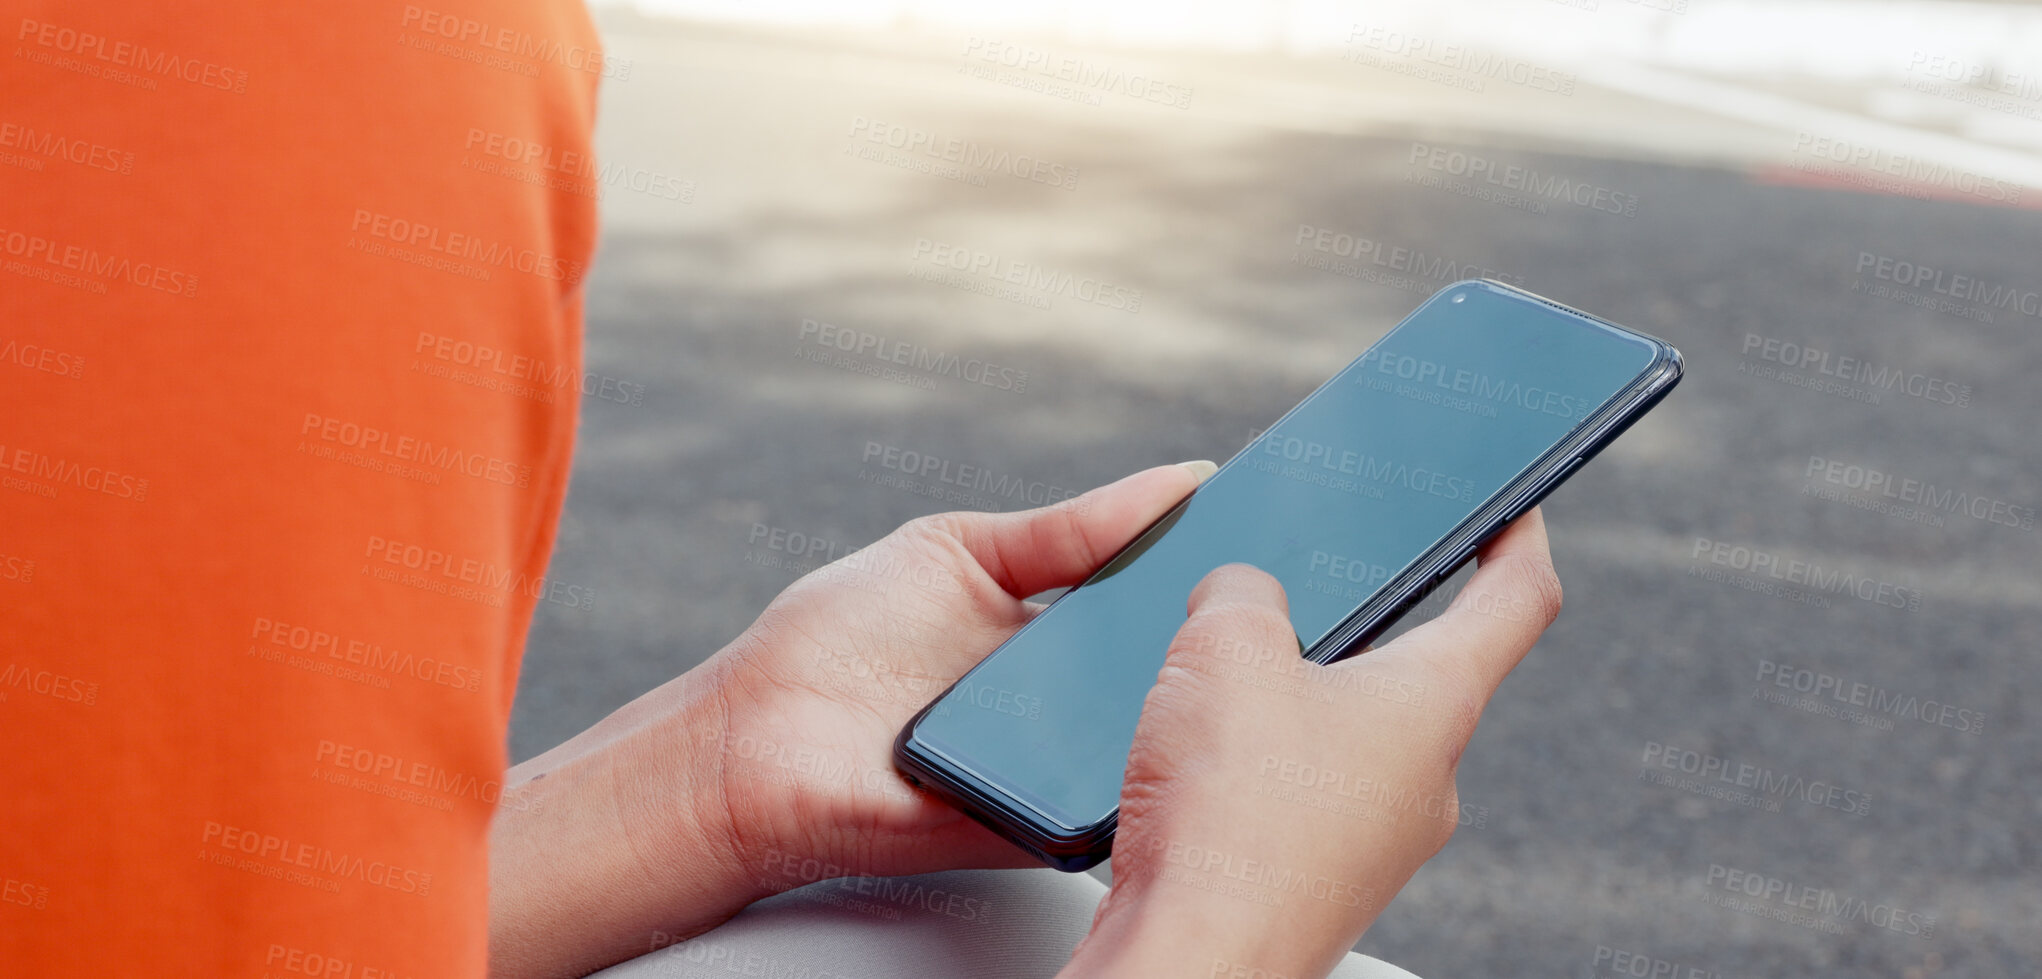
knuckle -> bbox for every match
[1149,660,1211,695]
[1490,552,1564,626]
[1434,684,1486,752]
[1168,602,1297,676]
[1158,634,1229,684]
[1051,501,1106,572]
[1115,770,1177,824]
[1189,600,1295,642]
[1427,783,1462,854]
[1401,667,1483,764]
[898,511,961,543]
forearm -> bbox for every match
[489,671,766,979]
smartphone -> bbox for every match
[893,279,1682,871]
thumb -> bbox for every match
[938,461,1215,599]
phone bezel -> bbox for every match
[894,279,1684,871]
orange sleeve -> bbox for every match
[0,2,605,975]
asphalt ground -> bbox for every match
[509,14,2042,977]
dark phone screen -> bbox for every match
[912,282,1660,832]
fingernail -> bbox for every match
[1178,460,1218,483]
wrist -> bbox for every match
[684,637,937,887]
[489,670,769,978]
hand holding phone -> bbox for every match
[664,463,1216,889]
[491,462,1225,976]
[897,280,1682,869]
[1060,510,1563,978]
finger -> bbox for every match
[1163,563,1297,673]
[1374,507,1562,699]
[941,461,1214,600]
[1185,562,1291,620]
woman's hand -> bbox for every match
[1061,509,1564,979]
[490,463,1213,978]
[700,461,1222,880]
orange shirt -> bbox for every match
[1,2,604,975]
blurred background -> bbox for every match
[510,0,2042,975]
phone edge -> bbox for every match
[894,279,1684,870]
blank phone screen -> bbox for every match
[912,281,1661,832]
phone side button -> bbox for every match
[1424,544,1477,602]
[1506,456,1583,524]
[1443,544,1476,577]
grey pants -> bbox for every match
[594,868,1417,979]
